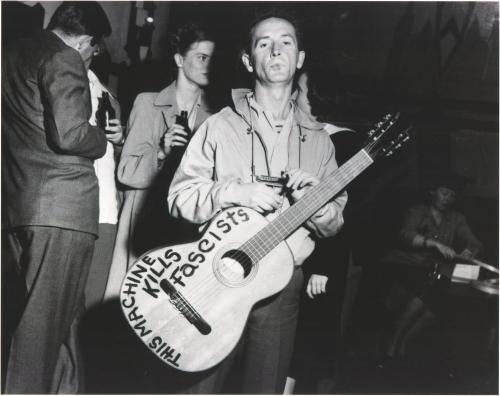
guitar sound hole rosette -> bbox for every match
[212,244,257,287]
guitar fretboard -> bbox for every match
[240,150,373,262]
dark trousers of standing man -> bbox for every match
[170,267,304,394]
[3,226,95,394]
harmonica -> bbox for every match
[256,175,288,187]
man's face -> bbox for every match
[77,36,100,70]
[243,17,305,86]
[178,40,215,87]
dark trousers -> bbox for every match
[85,223,117,310]
[3,226,95,394]
[163,267,304,394]
[290,232,350,392]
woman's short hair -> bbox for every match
[171,23,215,57]
[47,2,111,44]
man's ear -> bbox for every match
[241,52,254,73]
[174,53,183,68]
[296,50,306,70]
[74,35,92,51]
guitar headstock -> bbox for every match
[363,113,411,160]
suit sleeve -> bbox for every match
[40,47,106,159]
[117,94,163,189]
[305,134,347,238]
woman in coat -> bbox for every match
[104,23,216,299]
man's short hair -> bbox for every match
[47,2,111,44]
[243,7,303,54]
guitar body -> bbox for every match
[120,112,409,373]
[120,207,294,372]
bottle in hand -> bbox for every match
[175,110,191,137]
[171,110,192,156]
[95,92,116,133]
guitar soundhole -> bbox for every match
[214,248,256,287]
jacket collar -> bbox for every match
[154,81,177,107]
[231,88,324,132]
[155,81,212,130]
[154,81,211,112]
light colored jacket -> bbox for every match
[168,89,347,266]
[104,82,212,299]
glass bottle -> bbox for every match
[95,92,116,133]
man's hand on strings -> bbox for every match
[284,168,320,203]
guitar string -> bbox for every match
[159,276,201,324]
[149,149,376,316]
[190,158,370,311]
[237,152,371,264]
[146,141,388,331]
[189,152,370,306]
[235,119,396,268]
[132,125,398,330]
[133,131,396,343]
[186,152,372,308]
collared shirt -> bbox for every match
[88,70,119,224]
[177,91,201,132]
[245,92,295,179]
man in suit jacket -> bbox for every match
[2,2,111,393]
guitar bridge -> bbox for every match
[160,279,212,335]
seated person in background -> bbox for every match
[383,173,483,358]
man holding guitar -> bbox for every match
[167,9,347,393]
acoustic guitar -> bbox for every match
[120,113,410,372]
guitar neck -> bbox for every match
[241,149,374,261]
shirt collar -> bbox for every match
[246,91,294,121]
[232,88,323,131]
[154,81,209,112]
